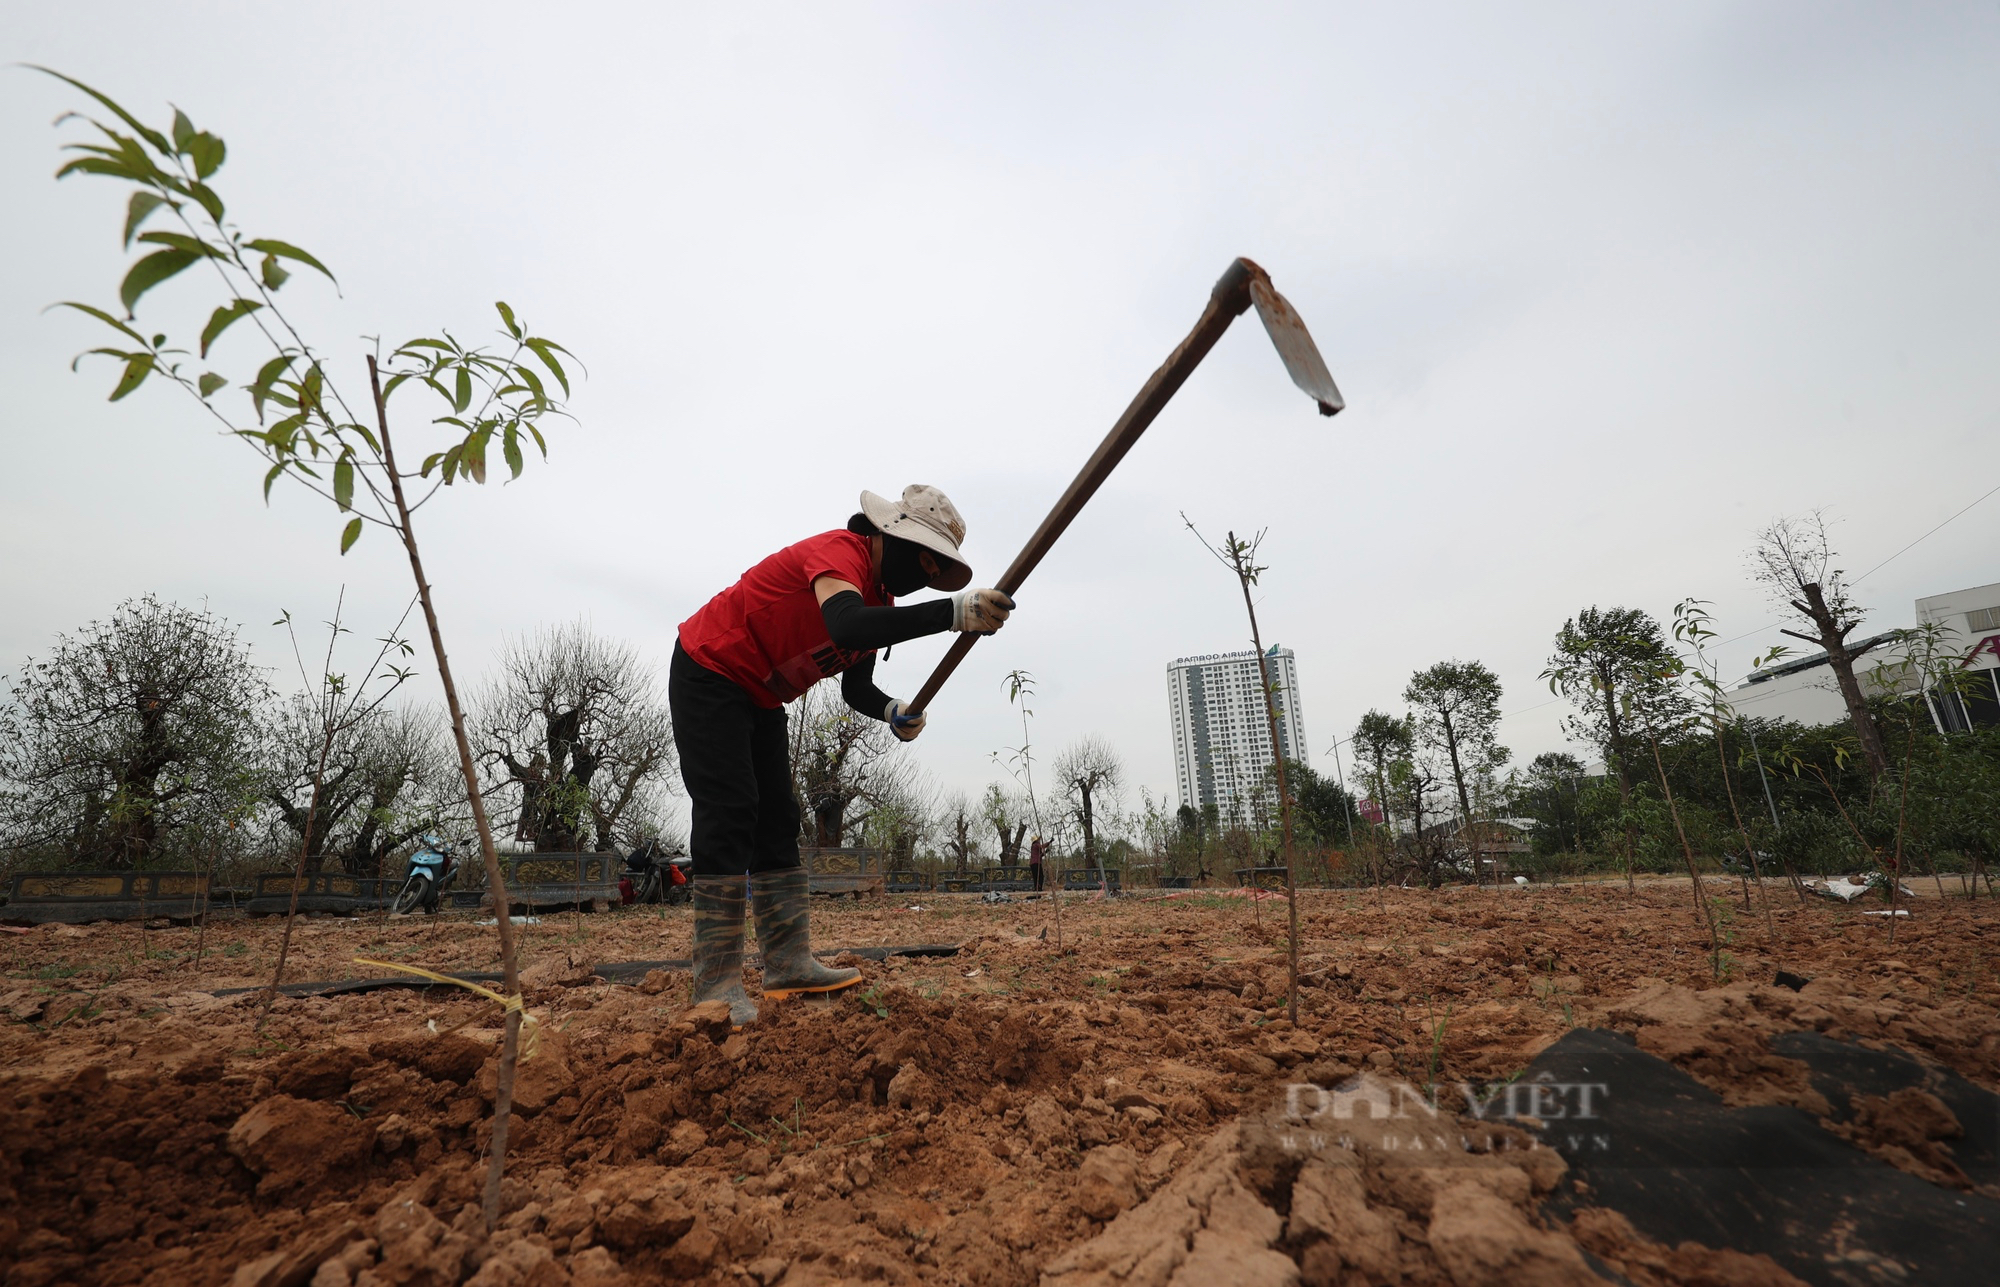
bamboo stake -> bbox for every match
[371,356,523,1231]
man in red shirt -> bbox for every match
[673,485,1015,1026]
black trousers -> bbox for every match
[670,642,802,878]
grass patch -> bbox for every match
[15,963,82,981]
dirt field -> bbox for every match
[1,879,1995,1286]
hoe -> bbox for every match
[908,256,1343,713]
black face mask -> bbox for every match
[879,536,932,596]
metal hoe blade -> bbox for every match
[1250,275,1343,416]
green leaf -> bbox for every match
[185,180,225,223]
[75,345,139,372]
[249,353,294,423]
[262,460,286,502]
[513,365,547,405]
[186,132,225,179]
[526,423,548,458]
[118,248,199,315]
[243,238,335,284]
[31,67,172,154]
[267,411,308,455]
[109,354,153,401]
[495,300,521,339]
[122,192,166,248]
[199,299,262,357]
[333,454,355,511]
[51,301,148,346]
[340,517,362,555]
[420,451,445,477]
[197,372,227,399]
[136,230,225,259]
[439,443,465,484]
[464,429,488,484]
[521,339,570,396]
[502,426,524,479]
[260,255,290,290]
[56,155,145,181]
[453,367,472,414]
[171,108,196,152]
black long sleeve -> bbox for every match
[842,653,896,720]
[820,590,952,652]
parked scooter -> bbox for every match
[392,835,459,915]
[620,838,691,906]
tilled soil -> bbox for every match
[0,880,1994,1286]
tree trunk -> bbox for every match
[1222,536,1300,1021]
[369,356,521,1232]
[1599,662,1637,891]
[1645,728,1723,972]
[813,796,845,847]
[1786,582,1889,780]
[1372,767,1394,832]
[1439,711,1478,886]
[113,694,175,868]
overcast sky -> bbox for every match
[5,3,1998,832]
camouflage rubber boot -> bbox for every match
[691,877,758,1027]
[750,866,862,1000]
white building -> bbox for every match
[1167,646,1308,817]
[1722,579,2000,731]
[1915,580,2000,729]
[1720,631,1902,727]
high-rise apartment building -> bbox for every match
[1167,646,1308,816]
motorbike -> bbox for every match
[392,835,459,915]
[620,838,691,906]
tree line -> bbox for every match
[1,597,1321,883]
[0,598,683,876]
[11,514,1994,895]
[1340,512,2000,893]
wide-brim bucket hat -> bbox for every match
[859,485,973,591]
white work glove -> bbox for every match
[886,699,927,742]
[950,587,1015,634]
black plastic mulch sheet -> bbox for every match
[1528,1028,1997,1286]
[587,945,958,986]
[215,944,961,997]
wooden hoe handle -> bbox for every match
[905,258,1261,715]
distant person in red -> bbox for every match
[673,486,1015,1026]
[1028,834,1047,892]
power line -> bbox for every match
[1850,478,2000,587]
[1707,477,2000,650]
[1317,476,2000,756]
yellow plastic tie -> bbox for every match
[353,957,540,1062]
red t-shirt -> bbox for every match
[679,530,889,707]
